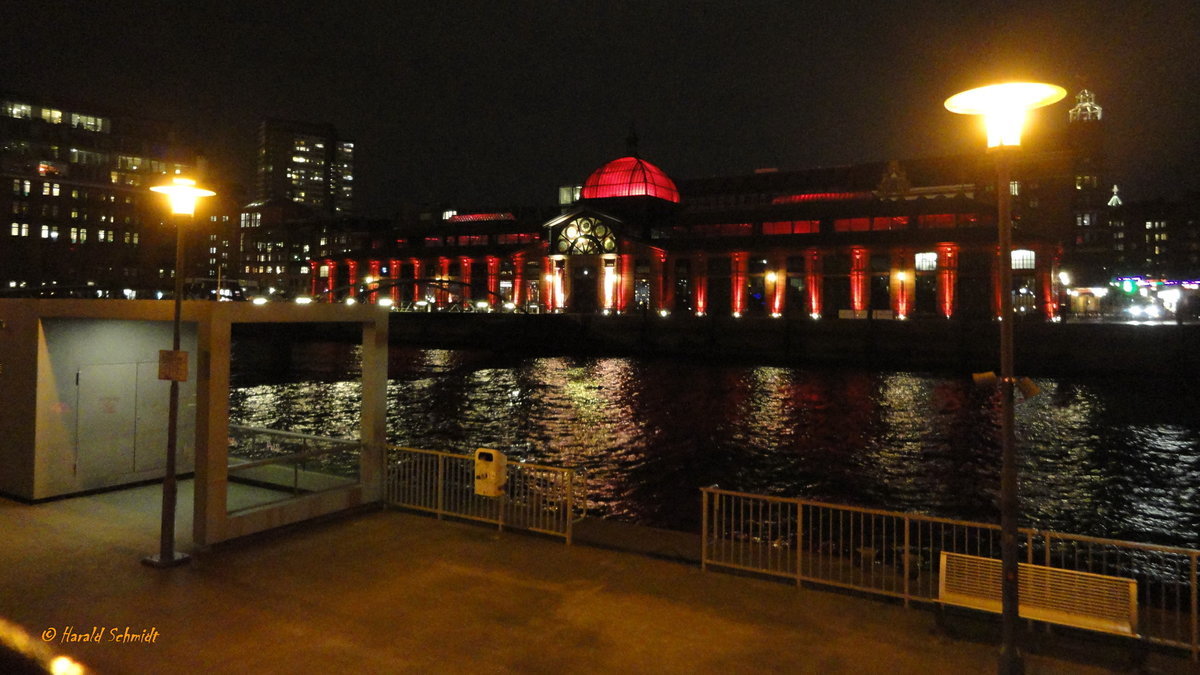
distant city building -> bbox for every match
[0,93,198,296]
[255,120,354,215]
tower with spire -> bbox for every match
[1065,89,1112,285]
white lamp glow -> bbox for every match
[149,177,215,216]
[945,83,1066,148]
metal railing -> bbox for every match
[226,425,362,513]
[701,486,1199,659]
[384,446,586,543]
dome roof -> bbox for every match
[581,156,680,203]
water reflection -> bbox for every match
[230,344,1200,546]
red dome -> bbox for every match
[581,156,680,203]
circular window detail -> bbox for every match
[556,217,617,256]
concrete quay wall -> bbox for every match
[381,313,1200,377]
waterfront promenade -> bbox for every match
[1,483,1190,674]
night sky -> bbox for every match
[6,1,1199,215]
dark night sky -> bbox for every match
[6,1,1199,215]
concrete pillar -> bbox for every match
[194,307,229,547]
[359,310,388,502]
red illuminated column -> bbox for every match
[651,252,665,312]
[1039,248,1057,320]
[542,258,555,311]
[308,260,319,297]
[345,260,359,299]
[893,253,910,318]
[368,260,381,303]
[436,257,450,306]
[770,254,787,315]
[389,258,401,304]
[485,256,500,307]
[661,254,676,311]
[410,258,423,303]
[619,254,634,312]
[693,253,708,315]
[937,244,958,318]
[345,258,357,297]
[806,249,822,317]
[459,256,473,303]
[512,254,525,307]
[850,247,867,313]
[730,252,748,315]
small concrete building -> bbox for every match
[0,299,387,546]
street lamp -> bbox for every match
[144,176,215,568]
[946,82,1064,673]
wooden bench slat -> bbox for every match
[939,552,1138,637]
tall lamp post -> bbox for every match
[144,176,215,568]
[946,82,1065,673]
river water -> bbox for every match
[229,343,1200,547]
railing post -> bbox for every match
[796,499,804,589]
[1191,551,1198,661]
[903,514,910,607]
[701,489,709,572]
[380,443,388,507]
[564,469,574,545]
[436,454,445,520]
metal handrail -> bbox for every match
[229,424,360,446]
[227,443,362,472]
[388,444,574,474]
[700,486,1200,660]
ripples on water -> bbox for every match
[230,344,1200,545]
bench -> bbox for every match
[938,551,1138,637]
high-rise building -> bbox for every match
[255,120,354,215]
[0,92,197,296]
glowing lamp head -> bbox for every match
[150,177,215,215]
[945,82,1066,148]
[765,272,778,283]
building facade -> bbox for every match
[0,93,197,296]
[256,119,354,215]
[310,148,1083,322]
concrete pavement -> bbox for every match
[0,482,1190,674]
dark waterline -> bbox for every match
[229,343,1200,547]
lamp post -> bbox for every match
[946,82,1065,673]
[896,271,908,319]
[144,176,215,568]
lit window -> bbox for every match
[69,113,109,132]
[1009,181,1020,196]
[40,225,50,238]
[4,102,32,118]
[40,108,63,124]
[1011,249,1035,270]
[915,252,937,271]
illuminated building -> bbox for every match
[0,93,198,296]
[316,89,1180,319]
[256,119,354,215]
[324,150,1078,321]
